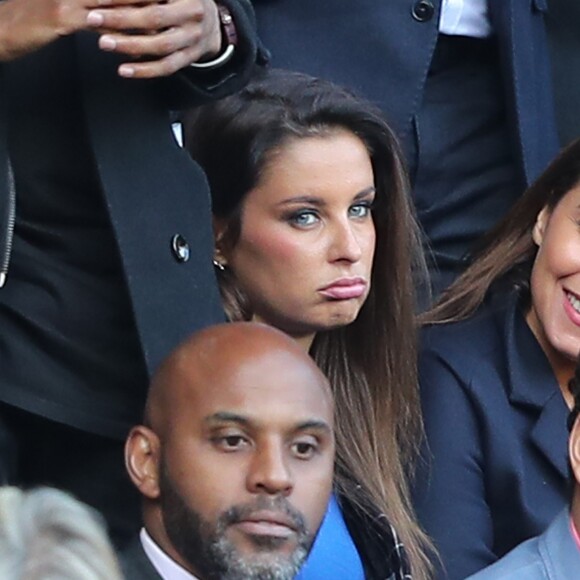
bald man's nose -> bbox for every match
[246,441,293,496]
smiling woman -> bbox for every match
[183,69,432,579]
[415,139,580,578]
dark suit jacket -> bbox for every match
[414,293,569,579]
[252,0,558,186]
[468,509,580,580]
[546,0,580,145]
[121,539,163,580]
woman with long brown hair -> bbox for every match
[184,69,431,579]
[415,139,580,579]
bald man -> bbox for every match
[121,322,335,580]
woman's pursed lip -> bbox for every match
[318,276,367,291]
[318,277,367,300]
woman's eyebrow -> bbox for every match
[277,187,376,208]
[353,186,376,199]
[276,195,325,207]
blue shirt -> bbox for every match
[297,494,365,579]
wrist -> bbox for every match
[189,3,238,70]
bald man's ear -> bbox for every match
[125,426,161,500]
[569,418,580,486]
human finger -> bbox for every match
[98,24,200,58]
[116,45,196,78]
[86,0,204,33]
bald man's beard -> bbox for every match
[158,462,313,580]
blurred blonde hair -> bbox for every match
[0,486,122,580]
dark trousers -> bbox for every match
[0,403,140,548]
[409,35,524,298]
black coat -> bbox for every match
[0,0,265,376]
[121,539,163,580]
[415,293,568,579]
[0,1,267,435]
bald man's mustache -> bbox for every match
[220,496,307,540]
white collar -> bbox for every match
[140,528,200,580]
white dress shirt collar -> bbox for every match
[439,0,493,37]
[140,528,200,580]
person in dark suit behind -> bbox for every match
[252,0,559,295]
[414,138,580,578]
[121,322,335,580]
[546,0,580,146]
[467,360,580,579]
[0,0,265,547]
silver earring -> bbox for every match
[212,259,225,271]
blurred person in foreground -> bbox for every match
[0,486,122,580]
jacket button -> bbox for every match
[171,234,190,263]
[412,0,435,22]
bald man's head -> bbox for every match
[144,322,333,435]
[125,322,335,580]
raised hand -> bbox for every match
[0,0,222,78]
[0,0,101,61]
[88,0,222,78]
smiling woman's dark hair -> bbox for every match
[422,138,580,325]
[183,69,431,579]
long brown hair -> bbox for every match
[184,69,432,578]
[422,138,580,325]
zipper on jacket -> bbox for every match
[0,160,16,288]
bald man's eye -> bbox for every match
[213,434,250,451]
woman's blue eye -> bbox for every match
[290,211,319,227]
[349,203,372,218]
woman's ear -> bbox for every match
[212,216,229,268]
[532,206,550,247]
[125,426,161,500]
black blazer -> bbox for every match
[121,539,163,580]
[252,0,558,186]
[414,293,568,579]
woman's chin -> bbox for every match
[316,307,362,331]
